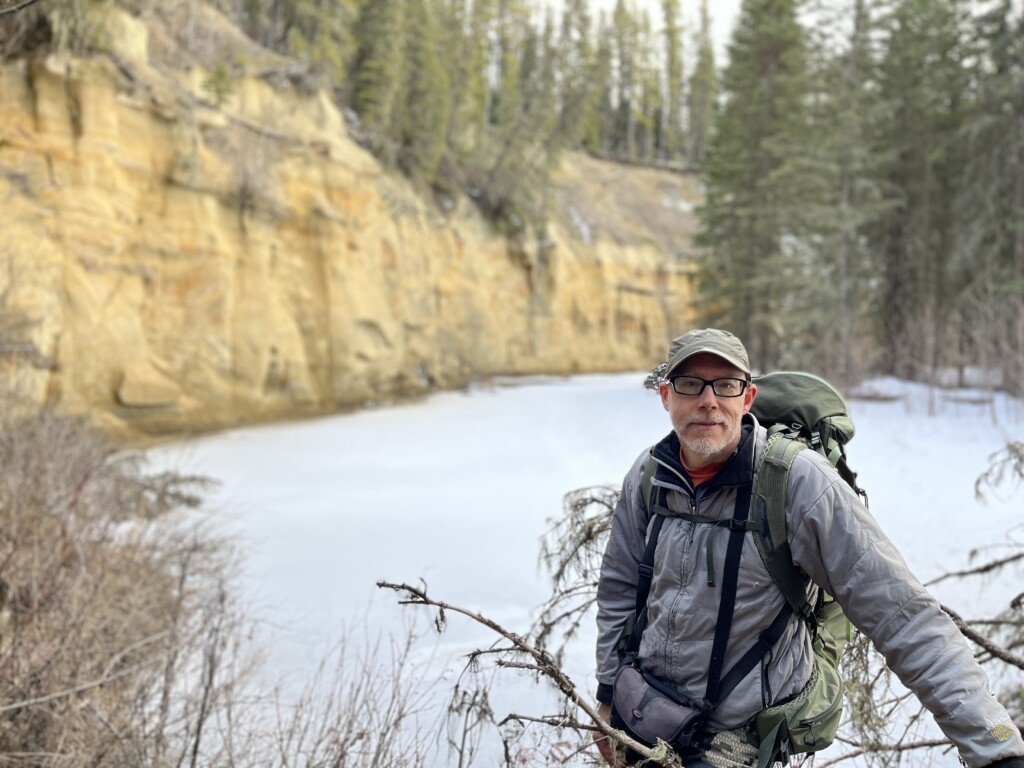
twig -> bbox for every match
[943,604,1024,670]
[0,0,45,17]
[496,660,544,672]
[377,580,682,766]
[925,552,1024,587]
[498,712,592,730]
[813,737,953,767]
[0,660,152,714]
[0,631,169,714]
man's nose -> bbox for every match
[696,383,719,406]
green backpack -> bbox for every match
[633,371,863,767]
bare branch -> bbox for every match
[926,551,1024,588]
[497,712,593,730]
[0,659,154,714]
[377,579,684,766]
[943,604,1024,670]
[814,738,954,767]
[0,0,45,18]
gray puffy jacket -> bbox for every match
[595,414,1024,768]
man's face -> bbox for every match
[659,352,756,469]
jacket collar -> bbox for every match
[651,413,757,493]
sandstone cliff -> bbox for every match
[0,7,700,436]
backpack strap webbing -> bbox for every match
[641,454,659,516]
[702,482,752,709]
[636,455,664,617]
[625,477,793,728]
[620,456,664,657]
[752,433,814,621]
[620,512,665,656]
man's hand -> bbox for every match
[593,701,628,767]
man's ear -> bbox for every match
[742,382,757,414]
[659,380,671,411]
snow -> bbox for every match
[148,373,1024,766]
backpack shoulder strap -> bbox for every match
[752,433,814,621]
[640,454,659,514]
[619,455,665,656]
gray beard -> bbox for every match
[679,434,729,464]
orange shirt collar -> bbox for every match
[679,447,727,487]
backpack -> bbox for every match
[625,371,863,767]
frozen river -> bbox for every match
[148,373,1023,767]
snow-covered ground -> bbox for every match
[148,373,1024,767]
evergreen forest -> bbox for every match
[3,0,1024,391]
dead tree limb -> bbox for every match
[377,579,683,767]
[943,604,1024,670]
[0,0,46,17]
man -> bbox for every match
[593,328,1024,768]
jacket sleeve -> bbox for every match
[785,451,1024,768]
[594,451,652,703]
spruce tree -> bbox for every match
[634,10,662,160]
[686,0,716,167]
[477,0,531,220]
[281,0,356,88]
[661,0,684,160]
[790,0,891,381]
[558,0,596,149]
[951,0,1024,393]
[449,0,495,165]
[611,0,639,158]
[870,0,973,379]
[351,0,404,163]
[695,0,812,370]
[582,14,616,153]
[399,0,451,183]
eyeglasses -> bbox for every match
[668,375,749,398]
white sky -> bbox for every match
[150,372,1024,767]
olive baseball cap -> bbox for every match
[665,328,751,377]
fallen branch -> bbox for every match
[377,579,682,766]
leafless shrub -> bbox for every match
[534,485,617,662]
[976,441,1024,500]
[0,407,240,766]
[0,405,465,767]
[264,628,444,767]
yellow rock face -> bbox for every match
[0,18,698,436]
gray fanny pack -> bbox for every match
[610,664,705,749]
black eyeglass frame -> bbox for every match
[667,375,750,398]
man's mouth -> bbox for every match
[688,412,723,427]
[689,419,723,428]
